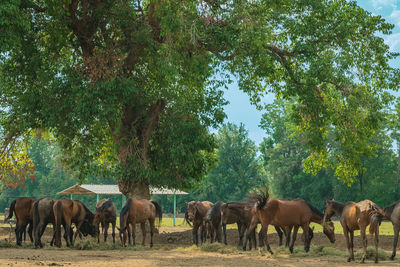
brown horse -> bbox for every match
[5,197,36,245]
[324,199,384,263]
[249,192,335,254]
[119,198,162,247]
[53,198,97,247]
[185,201,213,245]
[33,198,56,248]
[384,200,400,260]
[93,198,117,243]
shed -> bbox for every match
[57,184,188,226]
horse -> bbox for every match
[119,198,162,247]
[248,192,335,254]
[324,199,384,263]
[33,198,57,248]
[384,200,400,260]
[185,200,213,245]
[93,198,117,243]
[53,198,97,247]
[5,197,36,245]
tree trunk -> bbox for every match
[118,179,150,200]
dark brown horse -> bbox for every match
[5,197,36,245]
[185,201,213,245]
[53,198,96,247]
[33,198,56,248]
[119,198,162,247]
[93,198,117,243]
[324,199,384,263]
[384,200,400,260]
[249,192,335,254]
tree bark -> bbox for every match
[118,179,150,200]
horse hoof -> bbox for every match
[390,255,395,260]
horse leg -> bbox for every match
[192,224,199,246]
[238,222,244,247]
[391,224,400,260]
[275,226,283,246]
[301,224,310,252]
[140,222,146,246]
[374,226,379,263]
[132,223,136,246]
[50,223,56,246]
[286,226,292,248]
[149,219,155,248]
[28,222,33,243]
[112,221,116,244]
[289,226,299,254]
[360,227,368,263]
[223,223,227,245]
[127,224,132,245]
[243,221,256,251]
[73,221,83,245]
[102,223,108,243]
[342,227,351,262]
[349,230,354,261]
[251,227,257,250]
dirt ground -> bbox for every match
[1,225,400,266]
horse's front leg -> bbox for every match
[111,221,116,244]
[73,221,83,245]
[360,228,367,263]
[28,222,34,243]
[222,223,228,245]
[192,224,199,246]
[238,222,244,246]
[285,226,292,247]
[391,224,399,260]
[289,226,299,254]
[104,223,109,243]
[274,226,283,246]
[149,219,155,248]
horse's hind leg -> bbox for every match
[301,224,310,252]
[222,223,227,245]
[349,230,354,261]
[140,222,146,246]
[360,227,368,263]
[391,224,399,260]
[28,222,33,243]
[149,219,155,248]
[275,226,283,246]
[111,221,116,244]
[238,222,244,247]
[374,227,379,263]
[289,226,299,254]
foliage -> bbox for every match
[0,0,398,196]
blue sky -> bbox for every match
[223,0,400,145]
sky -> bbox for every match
[222,0,400,145]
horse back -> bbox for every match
[130,199,155,223]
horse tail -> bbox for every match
[151,200,163,227]
[55,201,62,247]
[5,199,16,223]
[369,206,384,235]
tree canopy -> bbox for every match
[0,0,399,197]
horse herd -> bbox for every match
[4,197,162,248]
[4,192,400,264]
[186,191,400,263]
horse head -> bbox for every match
[186,201,199,222]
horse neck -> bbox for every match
[384,202,399,219]
[331,201,345,217]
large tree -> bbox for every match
[0,0,398,197]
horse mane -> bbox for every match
[99,199,112,211]
[384,200,400,218]
[304,201,324,218]
[248,189,269,210]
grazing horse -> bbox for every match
[185,201,213,245]
[93,198,117,243]
[119,198,162,247]
[324,199,384,263]
[53,198,96,247]
[5,197,36,245]
[384,200,400,260]
[248,192,335,254]
[33,198,56,248]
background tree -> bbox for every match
[0,0,398,198]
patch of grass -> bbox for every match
[200,243,240,254]
[0,240,16,248]
[354,246,389,261]
[173,245,200,252]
